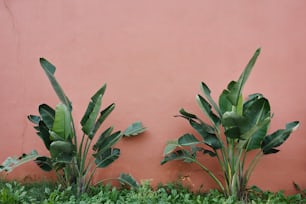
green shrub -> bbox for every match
[0,181,35,204]
[0,180,305,203]
[0,58,146,196]
[161,48,299,201]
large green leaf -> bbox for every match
[222,111,247,139]
[28,111,52,150]
[37,121,52,150]
[225,81,240,107]
[81,84,107,137]
[50,141,74,163]
[49,131,65,141]
[94,148,120,168]
[118,173,139,188]
[178,134,200,146]
[93,126,114,151]
[81,94,102,137]
[163,140,179,155]
[39,104,55,129]
[243,97,270,128]
[123,122,146,137]
[0,150,39,172]
[179,109,222,149]
[90,103,116,139]
[196,95,220,127]
[219,90,233,115]
[243,97,271,150]
[39,58,72,110]
[261,121,299,154]
[52,103,72,140]
[200,82,221,117]
[189,119,222,149]
[93,131,122,155]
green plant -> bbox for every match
[161,48,299,200]
[0,58,146,196]
[0,181,35,204]
[1,180,305,203]
[246,185,305,204]
[43,184,75,204]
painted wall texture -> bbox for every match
[1,0,306,194]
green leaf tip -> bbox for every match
[39,58,56,75]
[39,58,72,110]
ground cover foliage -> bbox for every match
[0,180,305,204]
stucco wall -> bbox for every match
[1,0,306,194]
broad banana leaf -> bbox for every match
[81,94,102,136]
[222,111,247,139]
[27,114,52,150]
[243,97,271,150]
[39,58,72,111]
[37,121,52,149]
[39,104,55,129]
[52,103,72,140]
[200,82,221,117]
[81,84,107,137]
[93,126,114,151]
[178,134,200,146]
[94,148,120,168]
[196,95,220,127]
[93,131,122,155]
[189,119,222,149]
[50,141,73,163]
[219,90,233,115]
[261,121,299,154]
[0,150,39,172]
[90,103,116,139]
[163,140,179,155]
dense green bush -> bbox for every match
[161,49,299,201]
[0,58,145,197]
[0,180,305,204]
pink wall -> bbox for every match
[1,0,306,194]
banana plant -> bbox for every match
[0,58,146,196]
[161,48,299,200]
